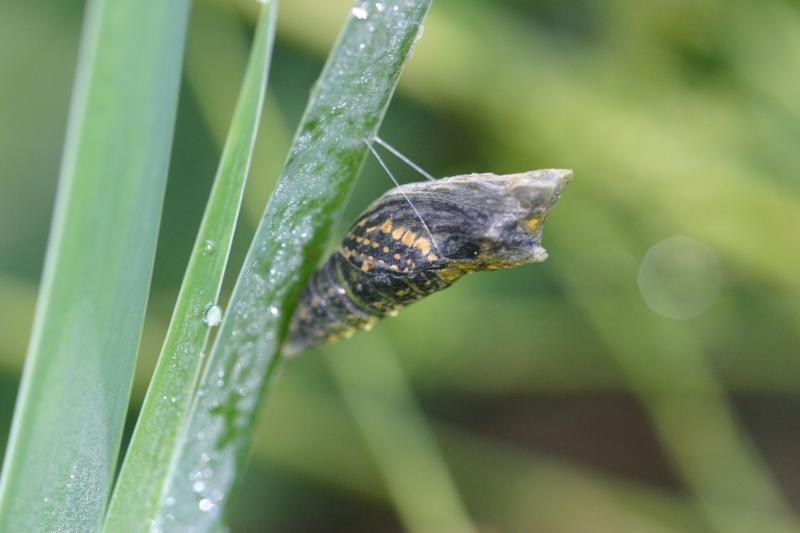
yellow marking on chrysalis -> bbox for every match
[380,219,393,233]
[401,231,416,246]
[406,258,413,265]
[403,267,410,272]
[372,241,380,249]
[413,237,431,255]
[393,253,401,260]
[390,265,399,271]
[427,254,438,262]
[356,236,363,243]
[363,238,371,245]
[361,261,372,272]
[383,246,390,253]
[525,216,541,232]
[357,219,368,227]
[392,227,405,240]
[439,268,463,283]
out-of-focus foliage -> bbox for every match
[1,0,799,531]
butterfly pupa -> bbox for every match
[283,168,572,356]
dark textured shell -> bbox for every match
[283,169,571,356]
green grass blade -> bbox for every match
[327,335,476,533]
[102,3,278,531]
[0,0,190,530]
[156,1,431,528]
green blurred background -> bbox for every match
[2,0,799,531]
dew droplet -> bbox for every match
[201,240,216,255]
[193,481,205,492]
[268,305,280,317]
[415,24,425,42]
[375,2,385,12]
[203,304,223,327]
[198,498,215,512]
[352,6,368,19]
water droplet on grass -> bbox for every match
[198,498,215,512]
[203,304,223,327]
[352,6,368,20]
[201,240,216,255]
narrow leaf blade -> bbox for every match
[0,0,190,530]
[103,3,279,531]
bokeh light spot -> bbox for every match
[637,236,721,320]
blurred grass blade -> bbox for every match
[103,2,278,531]
[156,1,431,528]
[0,0,190,530]
[327,336,476,533]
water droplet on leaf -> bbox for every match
[201,240,216,255]
[198,498,215,512]
[203,304,223,327]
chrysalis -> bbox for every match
[283,168,571,356]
